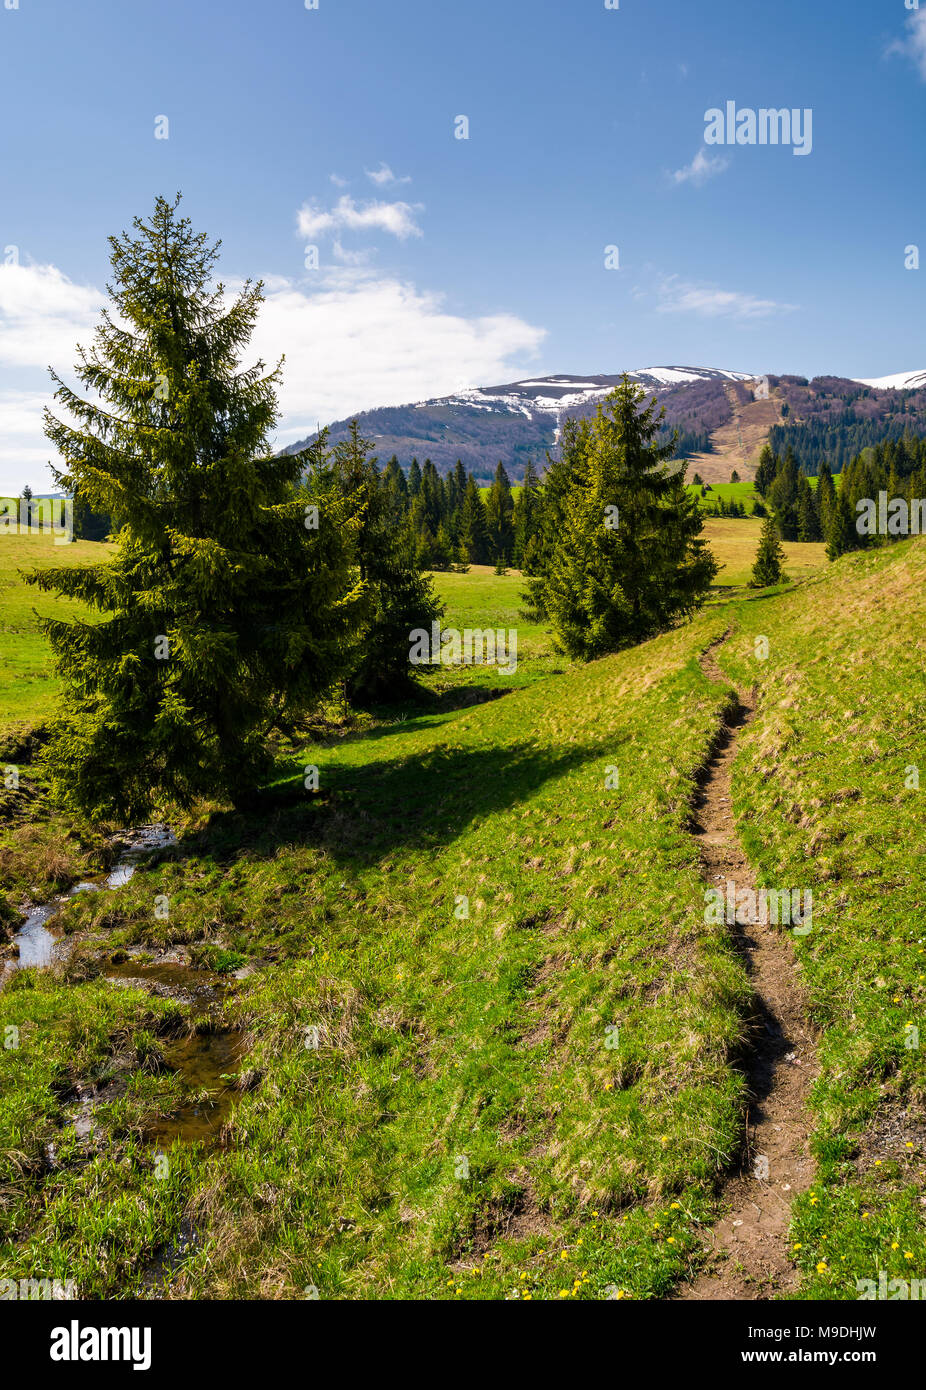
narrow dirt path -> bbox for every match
[678,633,818,1300]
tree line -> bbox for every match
[23,197,723,818]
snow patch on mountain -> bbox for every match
[853,370,926,391]
[413,366,757,421]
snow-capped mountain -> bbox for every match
[853,370,926,391]
[283,366,757,480]
[445,366,753,417]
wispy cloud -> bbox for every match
[669,148,728,186]
[365,162,411,187]
[0,261,106,368]
[297,194,423,241]
[248,270,546,440]
[655,274,797,319]
[329,173,349,188]
[885,10,926,80]
[0,251,546,487]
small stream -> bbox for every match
[6,824,177,974]
[4,823,248,1149]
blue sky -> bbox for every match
[1,0,924,491]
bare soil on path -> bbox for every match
[678,634,818,1300]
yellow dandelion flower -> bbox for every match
[817,1261,828,1273]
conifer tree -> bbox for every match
[768,445,801,540]
[537,377,717,659]
[825,492,858,561]
[459,475,492,564]
[330,421,442,702]
[485,460,515,563]
[749,515,787,587]
[796,473,822,541]
[522,419,587,617]
[28,195,365,819]
[816,460,836,536]
[513,458,542,567]
[754,444,778,497]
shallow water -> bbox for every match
[13,903,65,968]
[8,824,176,971]
[144,1029,245,1146]
[104,959,228,1008]
[7,822,247,1151]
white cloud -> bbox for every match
[331,239,373,267]
[655,274,797,319]
[886,10,926,80]
[365,162,411,187]
[0,255,546,488]
[0,262,109,489]
[297,195,423,241]
[0,261,106,369]
[329,173,349,187]
[0,390,57,489]
[248,271,546,441]
[670,148,728,186]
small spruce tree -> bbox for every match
[750,515,787,588]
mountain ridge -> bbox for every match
[281,366,926,483]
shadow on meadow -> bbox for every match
[189,732,616,871]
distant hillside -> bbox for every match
[767,374,926,475]
[280,366,926,483]
[281,366,756,483]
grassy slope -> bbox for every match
[2,531,918,1303]
[719,539,926,1297]
[1,607,755,1299]
[0,533,113,726]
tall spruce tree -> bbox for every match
[522,419,587,617]
[767,445,801,539]
[28,195,365,819]
[796,473,822,541]
[754,444,778,497]
[459,475,492,564]
[825,491,858,561]
[816,460,836,537]
[330,422,442,703]
[512,458,542,567]
[485,460,515,564]
[537,377,717,659]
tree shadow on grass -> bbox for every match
[195,733,618,871]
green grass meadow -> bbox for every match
[0,524,923,1301]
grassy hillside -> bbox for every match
[1,530,921,1302]
[0,533,113,726]
[2,602,755,1298]
[718,539,926,1297]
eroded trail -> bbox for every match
[679,634,818,1300]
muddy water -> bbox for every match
[145,1028,246,1145]
[6,823,245,1148]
